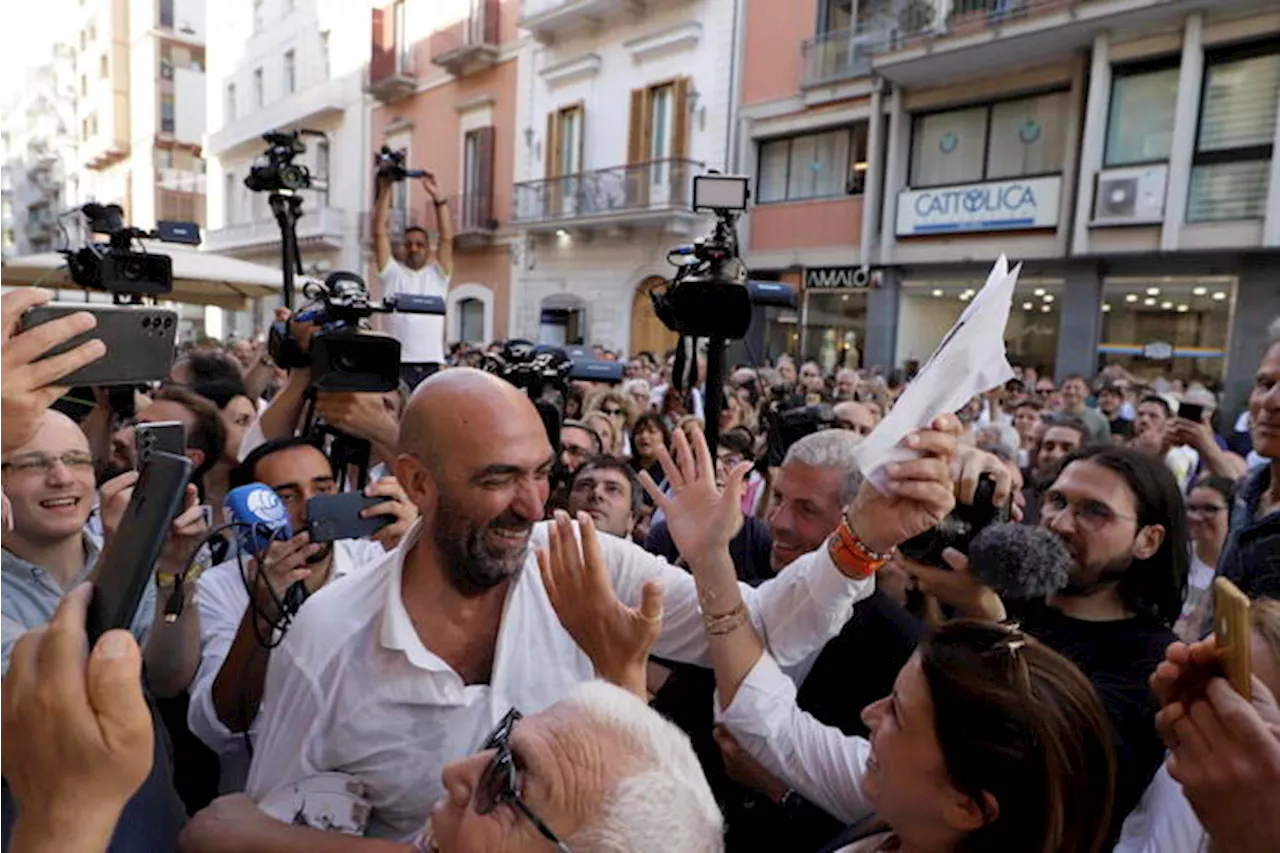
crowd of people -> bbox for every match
[2,278,1280,853]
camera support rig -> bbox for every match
[245,129,326,309]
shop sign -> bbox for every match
[896,176,1062,236]
[804,266,874,290]
[1142,341,1174,361]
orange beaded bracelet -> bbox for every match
[828,516,893,579]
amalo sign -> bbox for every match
[896,176,1062,235]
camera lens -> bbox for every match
[121,258,146,281]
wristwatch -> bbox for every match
[432,196,448,207]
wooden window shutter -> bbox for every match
[672,76,691,159]
[574,102,585,175]
[627,88,647,165]
[544,111,560,178]
[370,7,391,81]
[477,125,494,226]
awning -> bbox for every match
[1,245,288,310]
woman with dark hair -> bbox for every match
[629,413,670,506]
[1175,475,1236,640]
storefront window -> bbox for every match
[896,279,1061,373]
[1099,278,1235,382]
[802,291,868,372]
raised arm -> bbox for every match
[422,175,452,276]
[180,794,409,853]
[372,174,394,276]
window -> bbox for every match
[462,126,494,229]
[99,54,108,79]
[320,31,331,80]
[1188,49,1280,222]
[1106,66,1179,166]
[757,125,868,203]
[819,0,854,34]
[394,0,409,70]
[253,67,264,107]
[284,50,296,94]
[909,91,1068,187]
[81,117,90,141]
[224,172,236,223]
[226,83,235,121]
[554,105,583,177]
[156,148,174,169]
[160,94,175,133]
[314,139,329,205]
[159,0,174,28]
[459,298,485,343]
[80,74,87,96]
[253,0,264,30]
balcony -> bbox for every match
[157,167,206,195]
[801,27,875,88]
[856,0,1221,86]
[431,0,500,77]
[207,77,347,156]
[454,191,499,247]
[204,205,345,254]
[520,0,639,44]
[512,159,704,233]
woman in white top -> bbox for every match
[545,422,1118,853]
[1174,476,1235,641]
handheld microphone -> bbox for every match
[966,523,1071,601]
[224,483,293,555]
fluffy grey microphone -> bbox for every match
[966,523,1072,601]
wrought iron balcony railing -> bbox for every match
[513,158,703,225]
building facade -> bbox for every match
[1,43,81,259]
[77,0,207,231]
[506,0,741,354]
[741,0,1280,418]
[204,0,372,308]
[365,0,520,346]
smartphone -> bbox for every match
[135,421,186,468]
[86,450,193,644]
[1213,577,1252,700]
[1178,402,1205,424]
[307,492,393,543]
[19,302,178,387]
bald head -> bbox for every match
[399,368,543,463]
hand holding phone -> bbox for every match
[1214,577,1252,700]
[19,302,177,387]
[306,493,394,544]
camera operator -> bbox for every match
[187,436,415,794]
[373,166,453,391]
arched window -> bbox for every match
[458,297,485,343]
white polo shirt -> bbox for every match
[187,537,388,793]
[379,259,448,365]
[244,519,872,840]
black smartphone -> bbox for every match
[86,450,193,644]
[135,420,186,468]
[1178,402,1205,424]
[19,302,178,387]
[307,492,394,543]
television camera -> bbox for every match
[63,203,200,302]
[374,145,431,183]
[651,173,793,452]
[245,129,325,193]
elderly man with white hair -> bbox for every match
[178,679,724,853]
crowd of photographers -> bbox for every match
[2,275,1280,853]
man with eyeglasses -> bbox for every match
[906,444,1187,840]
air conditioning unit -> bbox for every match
[1093,164,1168,226]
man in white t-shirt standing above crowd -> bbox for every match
[373,166,454,390]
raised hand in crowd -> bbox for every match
[1151,636,1280,853]
[537,509,664,699]
[1,287,106,453]
[362,475,419,551]
[2,584,153,853]
[314,390,400,462]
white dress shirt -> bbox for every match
[245,520,873,840]
[716,651,874,826]
[188,538,387,793]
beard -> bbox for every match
[1058,551,1133,599]
[433,502,532,597]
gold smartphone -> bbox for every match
[1213,577,1252,700]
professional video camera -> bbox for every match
[761,403,837,468]
[374,145,430,183]
[651,174,794,452]
[482,340,625,403]
[63,203,200,301]
[268,271,444,393]
[245,129,324,193]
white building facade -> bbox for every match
[204,0,374,298]
[509,0,741,356]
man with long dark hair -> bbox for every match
[906,445,1187,841]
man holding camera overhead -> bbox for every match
[373,161,454,391]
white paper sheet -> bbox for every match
[853,254,1020,492]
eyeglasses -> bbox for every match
[601,407,624,417]
[1187,503,1228,517]
[476,709,570,852]
[1040,491,1135,533]
[1,452,95,475]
